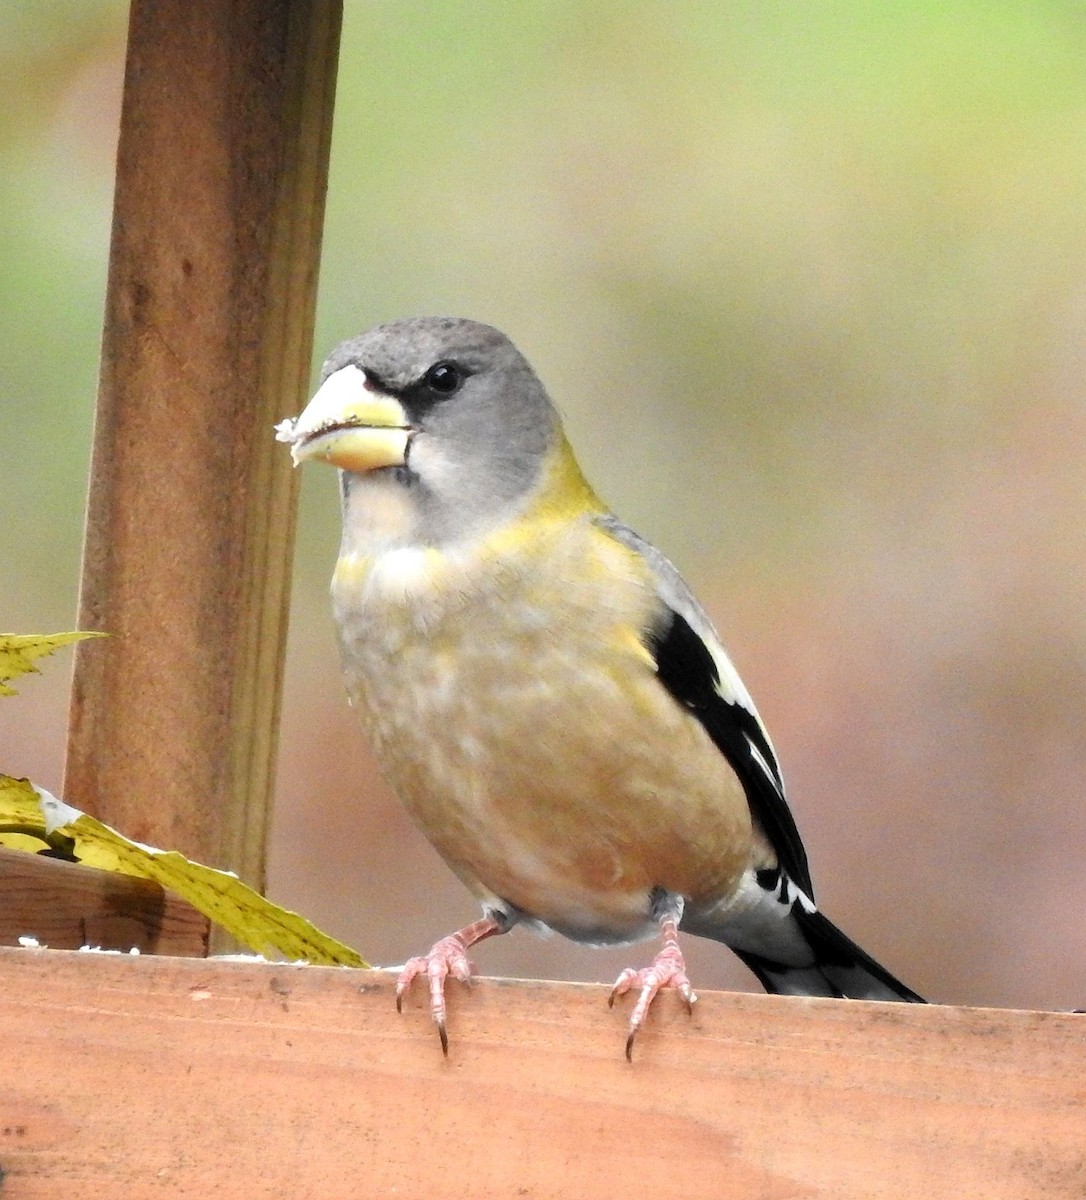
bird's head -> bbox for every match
[278,317,582,546]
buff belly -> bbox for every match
[332,524,753,945]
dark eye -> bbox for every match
[423,360,463,395]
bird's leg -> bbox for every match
[609,891,696,1060]
[395,914,507,1054]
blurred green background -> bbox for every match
[3,2,1084,1010]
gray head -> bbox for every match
[283,317,565,547]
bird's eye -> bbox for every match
[423,361,463,396]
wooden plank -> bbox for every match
[0,846,208,956]
[64,0,342,897]
[0,948,1082,1199]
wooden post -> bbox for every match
[64,1,342,901]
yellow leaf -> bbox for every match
[0,632,104,696]
[0,776,368,968]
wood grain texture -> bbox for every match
[64,0,342,894]
[0,847,208,956]
[0,947,1082,1199]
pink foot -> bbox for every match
[395,916,503,1054]
[609,938,697,1061]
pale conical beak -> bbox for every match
[275,364,413,472]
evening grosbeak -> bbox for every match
[277,316,924,1058]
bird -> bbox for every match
[276,316,925,1058]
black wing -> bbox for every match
[647,607,814,898]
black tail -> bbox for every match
[734,905,925,1003]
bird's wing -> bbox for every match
[596,517,924,1004]
[594,515,814,898]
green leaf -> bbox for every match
[0,631,104,696]
[0,776,368,968]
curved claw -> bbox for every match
[393,916,506,1054]
[609,941,697,1061]
[396,939,472,1052]
[608,966,641,1007]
